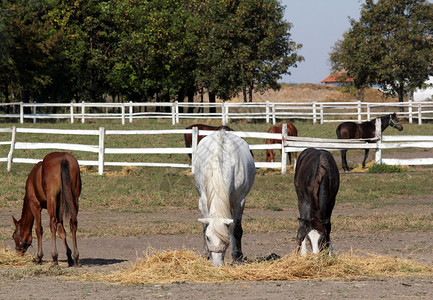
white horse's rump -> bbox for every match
[193,130,255,266]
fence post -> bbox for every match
[418,104,422,125]
[171,103,176,126]
[98,127,105,175]
[312,102,317,124]
[375,118,382,165]
[222,102,226,125]
[265,101,270,123]
[281,123,287,175]
[7,126,16,172]
[20,102,24,124]
[225,102,229,124]
[32,101,37,123]
[121,103,125,125]
[357,101,362,122]
[70,102,74,123]
[175,101,179,124]
[367,103,371,121]
[81,101,85,124]
[129,101,133,123]
[320,103,324,124]
[191,127,198,174]
[408,100,413,124]
[272,104,276,125]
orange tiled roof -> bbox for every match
[321,73,355,83]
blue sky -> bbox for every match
[280,0,362,84]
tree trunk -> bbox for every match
[356,86,365,102]
[177,89,184,114]
[209,92,216,114]
[248,81,254,102]
[187,88,194,114]
[243,86,247,102]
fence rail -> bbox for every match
[1,121,433,175]
[1,100,433,125]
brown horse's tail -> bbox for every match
[60,160,78,223]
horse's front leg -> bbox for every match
[49,215,59,266]
[34,210,43,264]
[201,223,210,259]
[231,203,245,263]
[362,149,370,168]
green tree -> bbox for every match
[196,0,302,111]
[330,0,433,102]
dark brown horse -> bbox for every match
[184,124,233,158]
[12,152,81,267]
[294,148,339,255]
[265,122,298,165]
[336,113,403,171]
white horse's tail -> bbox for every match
[205,131,231,221]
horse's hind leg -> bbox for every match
[362,149,370,168]
[57,222,74,267]
[49,215,59,265]
[70,217,80,267]
[340,150,349,171]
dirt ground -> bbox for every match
[2,198,433,299]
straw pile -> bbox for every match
[99,249,433,285]
[0,244,34,268]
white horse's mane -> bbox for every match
[203,131,233,244]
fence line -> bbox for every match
[1,122,433,175]
[1,100,433,125]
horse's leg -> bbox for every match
[231,203,245,263]
[33,207,44,264]
[46,197,59,266]
[340,150,349,171]
[362,149,370,168]
[70,217,80,267]
[202,223,210,259]
[57,222,74,267]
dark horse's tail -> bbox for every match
[60,160,78,223]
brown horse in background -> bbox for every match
[184,124,234,158]
[265,122,298,165]
[12,152,81,267]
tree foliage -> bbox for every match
[0,0,302,104]
[330,0,433,102]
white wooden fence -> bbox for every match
[1,100,433,125]
[1,121,433,175]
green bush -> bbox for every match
[367,164,405,174]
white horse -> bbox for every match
[193,130,255,266]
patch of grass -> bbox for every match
[88,249,433,284]
[367,164,406,173]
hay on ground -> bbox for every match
[0,243,34,268]
[97,249,433,285]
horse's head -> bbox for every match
[12,216,32,254]
[297,218,327,256]
[390,113,403,131]
[265,149,275,162]
[199,217,233,266]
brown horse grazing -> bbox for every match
[265,122,298,165]
[184,124,233,158]
[336,113,403,171]
[295,148,339,255]
[12,152,81,267]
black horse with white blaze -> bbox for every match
[294,148,340,255]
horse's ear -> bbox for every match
[222,218,234,226]
[198,218,210,225]
[12,216,18,226]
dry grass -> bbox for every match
[0,243,34,268]
[93,249,433,285]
